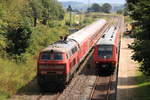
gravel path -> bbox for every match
[57,55,96,100]
[117,36,138,100]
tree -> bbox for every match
[102,3,112,13]
[40,0,64,25]
[117,9,123,14]
[67,5,72,26]
[127,0,150,75]
[67,5,72,12]
[0,0,65,61]
[6,19,32,57]
[90,3,102,12]
[0,4,7,56]
[88,3,112,13]
[28,0,42,27]
[123,3,129,16]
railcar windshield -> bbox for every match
[40,52,63,60]
[98,45,113,58]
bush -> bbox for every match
[6,18,32,57]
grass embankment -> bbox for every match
[134,72,150,100]
[0,58,36,100]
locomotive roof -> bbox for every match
[96,26,118,46]
[41,40,77,53]
[67,19,107,45]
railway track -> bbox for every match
[89,75,113,100]
[89,69,118,100]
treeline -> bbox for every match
[88,3,112,13]
[126,0,150,75]
[0,0,65,62]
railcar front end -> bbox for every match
[93,26,119,75]
[93,44,117,74]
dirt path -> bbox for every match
[117,36,139,100]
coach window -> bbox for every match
[66,54,69,59]
[71,47,77,54]
[71,48,74,54]
[75,47,77,52]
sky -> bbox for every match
[58,0,126,4]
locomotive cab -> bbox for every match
[38,51,67,74]
[37,50,68,89]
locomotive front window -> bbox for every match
[41,52,51,60]
[98,45,113,58]
[54,54,63,60]
[40,52,63,60]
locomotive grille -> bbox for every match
[39,64,65,69]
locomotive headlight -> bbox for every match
[112,62,116,65]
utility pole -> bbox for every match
[67,5,72,26]
[79,9,83,26]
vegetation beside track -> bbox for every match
[126,0,150,75]
[123,15,150,99]
[124,1,150,98]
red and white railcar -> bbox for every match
[37,19,107,88]
[93,26,120,75]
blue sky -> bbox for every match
[58,0,126,4]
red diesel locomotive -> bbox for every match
[37,19,107,88]
[93,26,120,75]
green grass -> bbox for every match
[0,91,10,100]
[0,57,36,99]
[134,72,150,100]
